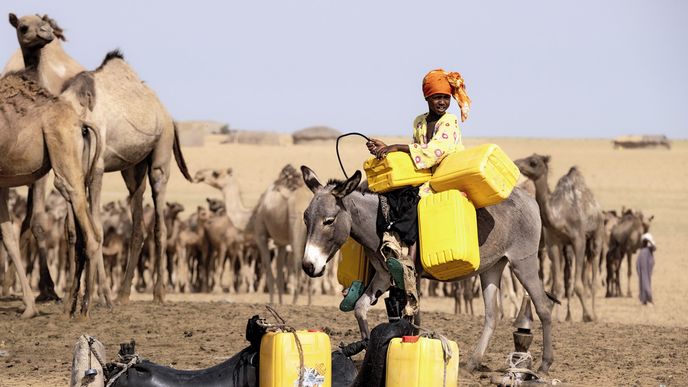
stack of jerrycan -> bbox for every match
[336,238,369,312]
[363,144,519,279]
[385,335,460,387]
[260,329,332,387]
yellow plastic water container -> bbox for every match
[260,330,332,387]
[364,152,432,193]
[418,189,480,280]
[429,143,520,208]
[337,238,368,288]
[386,335,460,387]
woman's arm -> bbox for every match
[366,139,409,159]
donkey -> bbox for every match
[300,166,556,372]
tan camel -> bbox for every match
[59,50,193,305]
[515,154,604,322]
[176,207,210,292]
[606,209,653,297]
[194,165,313,304]
[0,69,102,318]
[201,201,244,293]
[6,13,88,302]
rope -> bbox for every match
[105,353,140,387]
[336,132,370,178]
[499,351,540,386]
[259,305,306,387]
[412,324,453,387]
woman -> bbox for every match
[366,68,471,196]
[365,69,471,317]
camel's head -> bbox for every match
[300,165,361,277]
[194,168,233,189]
[515,153,550,180]
[166,202,185,218]
[206,198,225,215]
[196,206,210,222]
[9,13,59,49]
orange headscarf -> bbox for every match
[422,69,471,122]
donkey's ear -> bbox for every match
[332,170,361,199]
[9,13,18,28]
[301,165,322,193]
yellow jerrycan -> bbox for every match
[386,335,460,387]
[429,143,520,208]
[337,238,369,312]
[418,189,480,280]
[260,330,332,387]
[364,152,432,193]
[337,238,368,289]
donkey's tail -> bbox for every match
[173,121,193,182]
[545,291,561,305]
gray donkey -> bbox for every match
[300,166,556,373]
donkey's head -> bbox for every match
[300,165,361,277]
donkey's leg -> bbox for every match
[116,164,148,303]
[466,259,506,372]
[0,189,38,318]
[354,271,390,340]
[510,252,554,373]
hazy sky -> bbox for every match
[2,1,686,138]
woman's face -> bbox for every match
[426,94,451,115]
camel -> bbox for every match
[0,68,102,318]
[299,167,555,373]
[101,200,132,292]
[6,13,87,302]
[194,165,313,305]
[606,209,653,297]
[515,154,604,322]
[176,206,210,292]
[199,200,245,293]
[59,50,193,306]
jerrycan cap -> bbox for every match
[402,336,420,343]
[307,329,320,333]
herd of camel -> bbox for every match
[0,14,652,325]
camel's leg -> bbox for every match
[453,283,460,315]
[148,159,170,304]
[0,189,38,318]
[63,210,79,315]
[87,166,112,308]
[466,259,506,372]
[117,164,148,303]
[572,238,593,322]
[605,248,615,297]
[24,178,60,302]
[212,245,228,293]
[274,246,287,304]
[255,225,276,303]
[510,252,554,373]
[354,270,390,340]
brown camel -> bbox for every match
[59,50,193,305]
[0,68,102,318]
[606,209,653,297]
[176,206,210,292]
[194,165,313,304]
[515,154,604,322]
[200,200,244,293]
[6,13,88,302]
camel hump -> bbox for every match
[275,164,304,191]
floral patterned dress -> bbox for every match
[408,112,464,196]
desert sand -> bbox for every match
[1,135,687,386]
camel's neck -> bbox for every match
[221,181,250,213]
[21,47,41,69]
[343,191,381,253]
[532,173,556,228]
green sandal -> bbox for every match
[386,258,406,291]
[339,280,365,312]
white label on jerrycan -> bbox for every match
[294,366,326,386]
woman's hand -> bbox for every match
[366,138,387,157]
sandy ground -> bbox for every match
[1,137,687,386]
